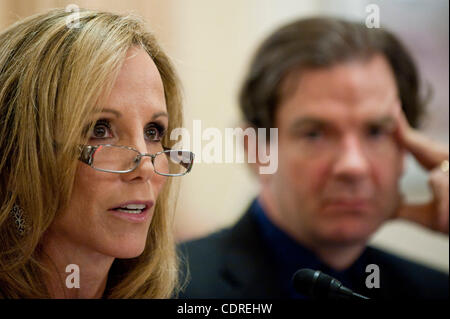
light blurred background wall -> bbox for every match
[1,0,448,272]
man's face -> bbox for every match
[265,54,404,247]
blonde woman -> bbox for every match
[0,8,194,298]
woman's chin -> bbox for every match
[101,239,147,259]
[112,246,146,259]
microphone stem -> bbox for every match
[352,292,370,300]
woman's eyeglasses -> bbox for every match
[78,144,194,176]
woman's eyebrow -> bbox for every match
[98,108,122,118]
[152,111,168,120]
[97,109,168,120]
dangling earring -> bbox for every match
[11,203,26,236]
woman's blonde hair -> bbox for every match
[0,8,183,298]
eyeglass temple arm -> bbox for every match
[78,145,96,166]
[162,146,194,172]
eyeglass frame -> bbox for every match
[78,144,194,177]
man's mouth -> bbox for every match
[324,198,371,210]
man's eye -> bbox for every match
[368,125,386,138]
[303,130,322,140]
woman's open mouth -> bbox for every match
[108,201,154,222]
[112,204,147,214]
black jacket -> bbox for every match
[178,205,449,299]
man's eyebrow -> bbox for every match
[367,116,396,127]
[290,116,397,130]
[290,117,328,128]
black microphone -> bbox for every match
[292,268,370,300]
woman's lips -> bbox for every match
[107,201,154,223]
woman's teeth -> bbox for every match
[114,208,144,214]
[113,204,146,214]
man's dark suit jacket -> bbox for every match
[178,205,449,299]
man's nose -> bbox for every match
[332,135,370,181]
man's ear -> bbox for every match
[242,123,259,176]
[241,123,274,184]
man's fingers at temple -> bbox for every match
[429,170,449,234]
[395,107,448,170]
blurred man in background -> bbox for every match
[179,17,448,299]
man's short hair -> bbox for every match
[239,17,427,131]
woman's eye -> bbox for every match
[91,120,112,139]
[145,124,165,142]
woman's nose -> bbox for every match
[123,140,158,182]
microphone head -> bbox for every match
[292,268,342,299]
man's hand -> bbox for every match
[393,106,449,235]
